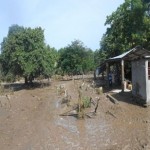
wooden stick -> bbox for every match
[0,100,2,107]
[85,114,93,118]
[6,94,11,108]
[107,94,119,104]
[90,97,96,105]
[94,98,100,113]
[59,105,78,116]
[106,111,117,118]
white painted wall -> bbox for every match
[132,59,146,102]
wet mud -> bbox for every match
[0,79,150,150]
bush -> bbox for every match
[0,84,5,95]
[4,73,15,83]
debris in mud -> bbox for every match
[106,110,117,118]
[107,94,119,104]
[59,96,100,119]
[95,87,103,95]
[0,94,11,108]
[58,81,101,119]
[61,95,71,105]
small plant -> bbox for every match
[82,96,91,108]
[3,73,15,83]
[0,84,5,95]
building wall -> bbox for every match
[145,60,150,104]
[132,59,146,103]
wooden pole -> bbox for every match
[121,59,125,92]
[106,62,109,87]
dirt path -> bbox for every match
[0,79,150,150]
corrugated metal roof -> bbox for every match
[108,46,150,62]
[109,49,133,60]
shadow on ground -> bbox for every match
[111,91,146,107]
[1,81,51,92]
[94,78,145,107]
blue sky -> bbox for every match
[0,0,124,50]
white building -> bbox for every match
[132,57,150,105]
[103,46,150,105]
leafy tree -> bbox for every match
[94,49,107,67]
[82,49,95,73]
[100,0,150,60]
[44,45,58,77]
[58,40,94,75]
[0,25,56,84]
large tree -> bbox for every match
[58,40,94,75]
[0,25,57,84]
[99,0,150,60]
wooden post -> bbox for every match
[78,89,84,118]
[106,62,109,87]
[121,59,125,92]
[102,72,104,80]
[78,89,81,114]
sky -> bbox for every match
[0,0,124,50]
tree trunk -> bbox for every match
[25,76,28,84]
[94,70,96,80]
[29,75,33,86]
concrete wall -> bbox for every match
[132,59,146,103]
[145,60,150,104]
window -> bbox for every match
[148,62,150,80]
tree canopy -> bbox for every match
[57,40,94,75]
[2,1,149,80]
[98,0,150,63]
[0,25,57,83]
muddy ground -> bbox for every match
[0,77,150,150]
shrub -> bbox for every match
[82,96,91,108]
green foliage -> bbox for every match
[0,84,5,95]
[0,25,58,83]
[3,73,15,83]
[99,0,150,60]
[58,40,94,75]
[94,49,107,67]
[82,96,91,108]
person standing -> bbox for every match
[108,72,112,87]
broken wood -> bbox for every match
[58,83,101,119]
[72,104,78,110]
[90,97,96,105]
[85,113,93,118]
[59,108,77,116]
[94,98,100,113]
[59,96,101,118]
[85,111,96,117]
[77,89,84,118]
[107,94,119,104]
[61,95,71,104]
[106,111,117,118]
[6,94,11,108]
[0,100,2,107]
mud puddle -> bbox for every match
[54,96,113,150]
